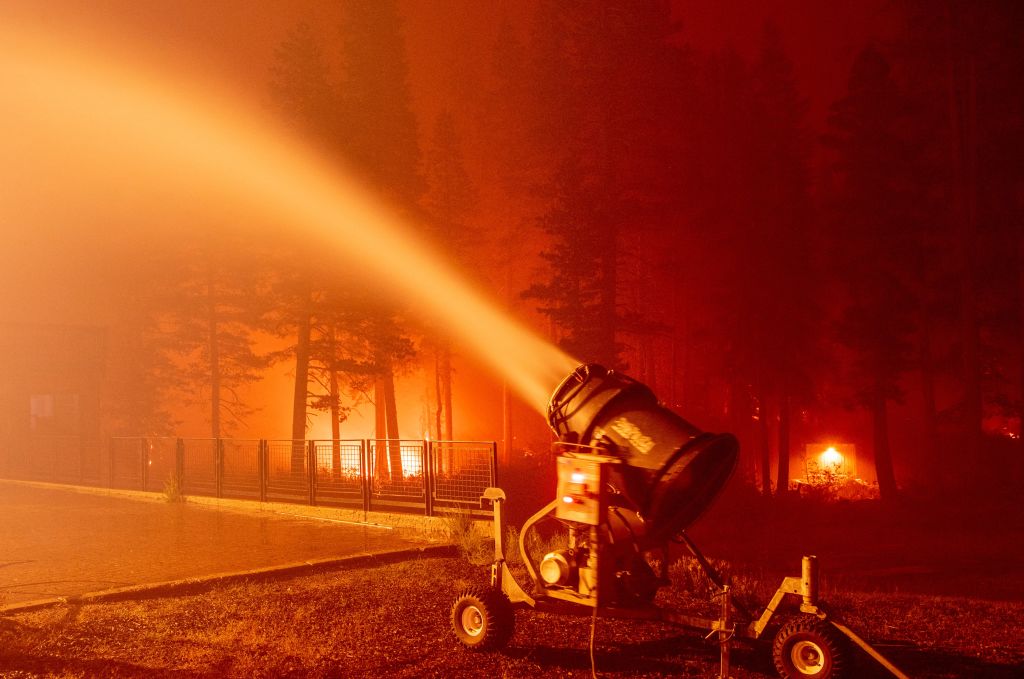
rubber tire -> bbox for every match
[772,617,847,678]
[450,587,514,651]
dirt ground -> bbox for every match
[1,555,1022,678]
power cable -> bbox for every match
[589,601,598,679]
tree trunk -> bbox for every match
[758,390,772,496]
[673,289,689,413]
[963,57,983,458]
[639,331,653,390]
[501,379,512,468]
[1018,226,1024,471]
[206,264,220,440]
[440,343,453,441]
[599,226,618,367]
[724,383,752,482]
[870,389,898,501]
[918,308,941,484]
[328,334,341,479]
[374,374,388,480]
[383,366,403,479]
[500,266,512,468]
[433,350,446,475]
[434,350,442,443]
[776,393,791,495]
[291,308,311,473]
[437,342,454,474]
[946,15,983,462]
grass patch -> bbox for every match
[442,509,492,564]
[162,471,185,503]
[504,522,570,568]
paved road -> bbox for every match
[0,481,427,605]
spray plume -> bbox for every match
[0,23,577,411]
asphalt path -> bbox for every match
[0,481,426,605]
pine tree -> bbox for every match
[822,47,924,500]
[103,291,183,436]
[423,111,477,442]
[895,0,1024,487]
[522,1,679,368]
[749,23,818,496]
[269,21,337,141]
[163,235,270,439]
[337,0,424,208]
[483,17,546,465]
[268,21,338,469]
[336,0,423,478]
[683,48,762,481]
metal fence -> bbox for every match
[7,436,105,486]
[4,436,497,517]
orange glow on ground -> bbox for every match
[0,23,576,412]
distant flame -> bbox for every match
[820,446,843,468]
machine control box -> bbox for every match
[555,455,607,525]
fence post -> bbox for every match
[362,439,371,513]
[258,439,267,503]
[423,439,434,517]
[307,440,316,506]
[216,439,224,498]
[490,441,498,488]
[79,436,87,484]
[175,438,185,492]
[140,437,148,491]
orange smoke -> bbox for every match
[0,22,576,412]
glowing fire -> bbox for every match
[795,443,875,498]
[799,442,858,486]
[819,446,844,468]
[401,456,423,478]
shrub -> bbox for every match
[163,471,185,503]
[444,510,493,565]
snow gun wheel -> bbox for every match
[450,587,514,651]
[772,617,848,678]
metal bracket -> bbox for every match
[830,621,910,679]
[482,486,536,608]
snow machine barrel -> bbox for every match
[547,364,738,542]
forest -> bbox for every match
[81,0,1024,502]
